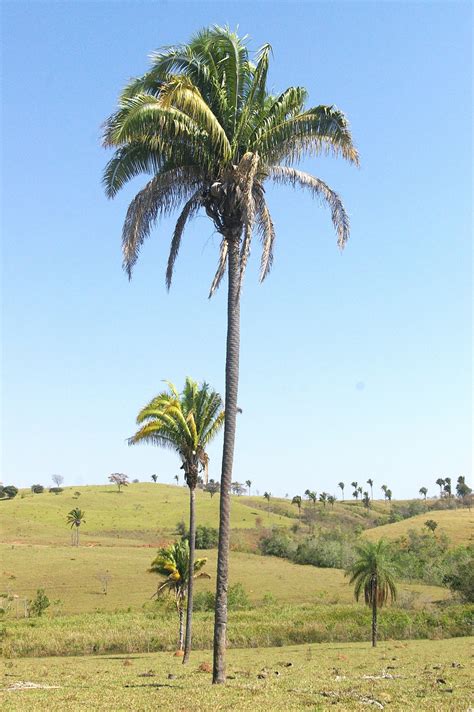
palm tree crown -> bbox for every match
[348,540,397,607]
[103,25,358,290]
[128,377,224,484]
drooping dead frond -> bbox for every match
[269,166,350,249]
[121,167,203,278]
[208,238,228,298]
[253,185,276,281]
[236,152,259,289]
[166,190,203,289]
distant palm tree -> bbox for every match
[263,491,272,514]
[151,474,158,483]
[419,486,428,500]
[346,540,398,647]
[245,479,252,496]
[328,495,336,508]
[367,478,374,500]
[386,488,392,502]
[150,541,209,651]
[292,495,302,518]
[319,492,328,507]
[305,489,317,507]
[443,477,452,498]
[362,491,370,509]
[381,484,388,502]
[338,482,345,500]
[66,508,86,546]
[435,478,445,497]
[128,378,224,663]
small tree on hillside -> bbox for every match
[419,486,428,500]
[362,491,370,509]
[443,477,452,498]
[204,479,220,498]
[305,490,317,507]
[424,519,438,534]
[456,476,472,507]
[328,495,336,508]
[319,492,328,507]
[245,479,252,496]
[1,485,19,499]
[263,492,271,514]
[231,482,246,496]
[381,484,388,501]
[52,474,64,488]
[385,488,392,502]
[31,484,44,494]
[151,474,158,483]
[367,478,374,500]
[292,495,302,518]
[338,482,345,500]
[109,473,129,492]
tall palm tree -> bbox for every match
[435,477,445,497]
[102,26,357,683]
[150,540,209,651]
[66,508,85,546]
[245,479,252,496]
[128,378,224,663]
[346,540,398,647]
[338,482,345,500]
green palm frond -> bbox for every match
[346,540,398,608]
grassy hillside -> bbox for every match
[0,483,292,546]
[363,508,472,546]
[1,637,472,710]
[0,544,448,616]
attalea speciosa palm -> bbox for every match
[128,377,223,663]
[103,25,358,683]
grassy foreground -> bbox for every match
[1,637,471,711]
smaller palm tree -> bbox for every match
[263,492,271,515]
[305,489,317,507]
[66,508,86,546]
[419,486,428,500]
[319,492,328,507]
[346,540,398,647]
[292,495,302,518]
[386,488,392,502]
[435,477,445,497]
[327,495,336,508]
[245,480,252,496]
[367,478,374,500]
[149,540,209,651]
[338,482,345,500]
[362,491,370,509]
[151,474,158,483]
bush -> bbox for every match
[29,589,50,617]
[0,486,19,500]
[195,525,218,549]
[259,529,295,558]
[31,485,44,494]
[49,487,63,495]
[193,583,250,612]
[442,546,474,602]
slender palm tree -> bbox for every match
[386,488,392,502]
[150,540,209,651]
[245,479,252,496]
[319,492,328,507]
[346,540,398,647]
[328,495,336,508]
[292,495,302,518]
[263,491,271,514]
[419,486,428,500]
[102,26,357,683]
[435,477,445,497]
[367,478,374,500]
[305,489,317,507]
[128,378,224,663]
[66,508,85,546]
[338,482,345,500]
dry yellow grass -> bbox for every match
[363,508,472,546]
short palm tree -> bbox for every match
[292,495,302,518]
[150,540,209,651]
[338,482,345,500]
[346,540,398,647]
[367,478,374,500]
[128,377,224,663]
[419,486,428,500]
[66,508,85,546]
[102,26,357,682]
[245,479,252,496]
[263,491,271,514]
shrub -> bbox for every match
[195,525,218,549]
[442,546,474,602]
[193,583,250,612]
[49,487,64,495]
[31,484,44,494]
[259,529,295,558]
[29,589,50,617]
[0,486,19,500]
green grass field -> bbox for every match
[0,544,449,615]
[1,484,293,546]
[1,637,471,711]
[363,508,472,546]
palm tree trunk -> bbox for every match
[183,484,196,663]
[178,601,185,651]
[213,231,241,685]
[372,577,377,647]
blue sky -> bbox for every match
[1,1,471,498]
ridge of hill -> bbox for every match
[363,508,472,546]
